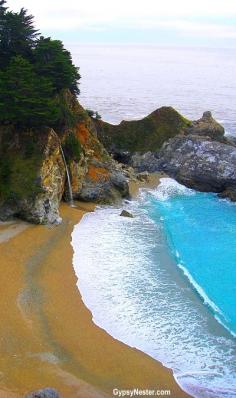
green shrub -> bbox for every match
[63,132,82,162]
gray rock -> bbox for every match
[25,387,60,398]
[77,167,129,204]
[224,134,236,147]
[110,171,129,196]
[185,111,225,140]
[120,210,134,218]
[157,135,236,199]
[130,152,159,172]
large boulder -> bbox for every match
[185,111,225,140]
[95,107,191,154]
[157,134,236,198]
[0,127,65,224]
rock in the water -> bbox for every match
[185,111,225,140]
[25,387,60,398]
[219,188,236,202]
[120,210,134,218]
[157,134,236,199]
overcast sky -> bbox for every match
[7,0,236,47]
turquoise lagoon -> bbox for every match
[72,178,236,398]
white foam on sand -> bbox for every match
[72,194,236,398]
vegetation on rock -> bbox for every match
[96,106,191,154]
[63,131,82,162]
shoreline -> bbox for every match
[0,199,191,397]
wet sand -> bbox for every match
[0,201,191,398]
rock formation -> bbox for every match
[0,92,130,224]
[62,92,129,204]
[0,126,65,224]
[184,111,225,140]
[1,99,235,225]
[95,106,191,155]
[157,134,236,198]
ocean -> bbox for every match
[72,181,236,398]
[71,45,236,135]
[71,45,236,397]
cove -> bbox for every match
[72,178,236,398]
[147,179,236,337]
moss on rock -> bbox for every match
[96,106,191,154]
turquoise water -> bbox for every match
[72,178,236,398]
[148,192,236,336]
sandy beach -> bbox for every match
[0,200,191,398]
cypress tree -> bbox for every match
[0,55,59,126]
[34,37,80,94]
[0,7,39,68]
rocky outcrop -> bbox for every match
[157,134,236,198]
[0,93,130,223]
[0,127,65,224]
[62,94,129,204]
[185,111,225,140]
[95,107,191,154]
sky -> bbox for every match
[7,0,236,48]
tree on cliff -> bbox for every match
[0,7,38,68]
[0,56,59,126]
[34,37,80,95]
[0,1,81,128]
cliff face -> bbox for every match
[95,106,191,155]
[0,92,129,224]
[61,92,129,204]
[0,127,65,224]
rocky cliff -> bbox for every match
[1,100,234,224]
[61,92,129,203]
[0,92,129,224]
[0,126,65,224]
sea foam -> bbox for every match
[72,179,236,398]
